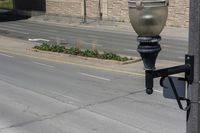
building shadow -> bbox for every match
[0,10,30,22]
[0,0,46,22]
[13,0,46,12]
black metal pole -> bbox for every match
[187,0,200,132]
[99,0,102,20]
[83,0,87,23]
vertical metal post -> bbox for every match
[99,0,102,20]
[83,0,87,23]
[187,0,200,132]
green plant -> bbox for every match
[33,43,132,62]
[82,49,98,57]
[34,43,66,52]
[121,57,129,62]
[34,43,51,51]
[50,44,65,53]
[102,52,119,60]
[67,47,81,55]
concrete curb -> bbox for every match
[0,36,182,77]
[0,48,145,76]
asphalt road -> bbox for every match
[0,14,188,62]
[0,51,186,133]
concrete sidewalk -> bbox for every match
[29,14,188,40]
[0,35,182,76]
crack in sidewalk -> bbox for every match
[0,89,144,131]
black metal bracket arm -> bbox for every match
[145,55,194,95]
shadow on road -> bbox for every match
[0,10,30,22]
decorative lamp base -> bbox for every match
[137,36,161,70]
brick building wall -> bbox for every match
[46,0,82,17]
[167,0,189,27]
[46,0,189,28]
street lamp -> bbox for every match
[128,0,194,112]
[128,0,168,70]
